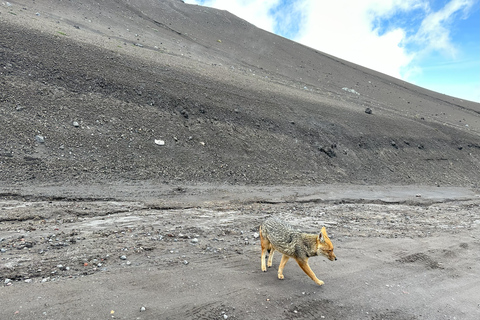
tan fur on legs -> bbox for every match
[295,258,324,286]
[267,248,275,268]
[260,226,270,272]
[277,254,290,279]
[259,217,336,285]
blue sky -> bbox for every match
[185,0,480,103]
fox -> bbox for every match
[259,217,336,286]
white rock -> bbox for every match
[154,139,165,146]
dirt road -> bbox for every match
[1,184,479,319]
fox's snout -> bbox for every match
[327,250,337,261]
[322,248,337,261]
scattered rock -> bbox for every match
[191,238,199,244]
[154,139,165,146]
[73,121,80,127]
[183,260,189,265]
[342,87,360,95]
[140,306,146,312]
[365,108,372,114]
[120,255,127,260]
[35,135,45,143]
[318,146,336,158]
[180,109,189,118]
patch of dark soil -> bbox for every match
[397,252,442,269]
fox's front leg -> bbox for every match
[278,254,290,279]
[296,258,324,286]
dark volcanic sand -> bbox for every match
[1,1,480,319]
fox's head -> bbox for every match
[318,227,337,261]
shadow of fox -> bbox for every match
[259,217,337,286]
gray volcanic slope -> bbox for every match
[1,0,479,186]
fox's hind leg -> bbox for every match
[277,254,290,280]
[260,226,270,272]
[267,247,275,268]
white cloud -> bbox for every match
[185,0,478,100]
[412,0,475,58]
[186,0,418,79]
[293,0,420,79]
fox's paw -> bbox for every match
[315,280,325,286]
[277,274,285,280]
[262,267,267,272]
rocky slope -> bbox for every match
[1,0,479,187]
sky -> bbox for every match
[185,0,480,103]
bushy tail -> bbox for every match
[259,225,272,253]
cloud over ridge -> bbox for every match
[186,0,479,101]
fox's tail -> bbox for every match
[259,225,272,253]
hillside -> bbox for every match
[1,0,479,187]
[1,2,480,320]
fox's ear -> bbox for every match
[319,227,326,243]
[319,233,324,243]
[319,227,327,243]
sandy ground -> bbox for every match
[1,1,480,319]
[1,184,479,319]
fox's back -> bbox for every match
[261,217,301,253]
